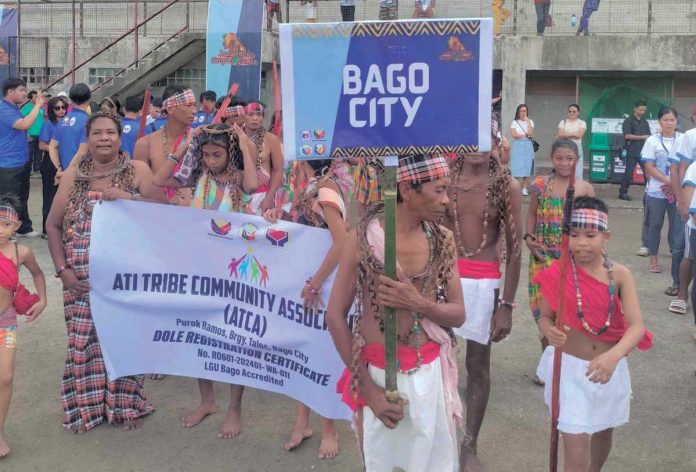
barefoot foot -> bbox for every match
[218,408,241,439]
[121,419,144,431]
[284,426,313,451]
[181,403,217,428]
[460,446,484,472]
[318,427,339,459]
[0,434,9,458]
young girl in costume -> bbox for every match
[153,123,259,439]
[0,194,47,458]
[525,140,595,383]
[535,196,652,472]
[281,158,347,459]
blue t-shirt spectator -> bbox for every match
[192,111,214,129]
[143,116,167,136]
[53,108,89,169]
[39,120,58,145]
[0,99,29,168]
[120,117,140,158]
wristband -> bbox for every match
[305,278,321,296]
[498,298,516,309]
[523,233,536,241]
[55,265,72,278]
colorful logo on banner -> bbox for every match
[210,219,232,236]
[279,19,493,160]
[228,249,269,287]
[206,0,263,100]
[240,223,258,241]
[266,228,289,247]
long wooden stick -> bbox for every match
[211,83,240,125]
[549,159,579,471]
[382,156,399,403]
[136,88,152,139]
[272,58,282,136]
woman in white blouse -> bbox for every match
[557,104,587,180]
[510,103,535,195]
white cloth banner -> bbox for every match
[89,200,351,420]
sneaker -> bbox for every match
[618,193,632,201]
[522,187,529,196]
[18,230,42,238]
[636,247,649,257]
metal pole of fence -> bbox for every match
[647,0,652,35]
[135,0,139,65]
[186,0,191,31]
[16,0,21,76]
[513,0,518,35]
[71,0,76,85]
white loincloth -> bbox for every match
[361,357,458,472]
[454,277,500,345]
[536,346,632,435]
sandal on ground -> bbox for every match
[669,299,687,314]
[664,286,680,296]
[532,374,545,386]
[648,265,662,273]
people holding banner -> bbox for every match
[328,154,465,471]
[0,193,47,458]
[153,122,260,437]
[133,86,197,206]
[534,196,652,472]
[243,101,286,215]
[46,112,164,433]
[282,158,348,459]
[510,104,536,196]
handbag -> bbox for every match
[10,242,39,316]
[516,120,540,153]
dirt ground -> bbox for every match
[2,180,695,472]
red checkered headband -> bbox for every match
[222,105,246,119]
[245,103,265,115]
[397,154,451,185]
[571,209,608,232]
[0,205,19,223]
[162,89,196,110]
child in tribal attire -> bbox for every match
[534,198,652,467]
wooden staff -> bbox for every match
[272,58,281,136]
[382,156,399,403]
[136,88,152,139]
[549,158,579,471]
[211,83,240,125]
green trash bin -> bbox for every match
[589,133,611,183]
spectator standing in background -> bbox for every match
[301,0,318,22]
[577,0,600,36]
[492,1,511,36]
[534,0,551,36]
[266,0,282,31]
[120,94,144,158]
[20,90,44,174]
[557,103,587,180]
[340,0,356,21]
[619,100,651,201]
[510,104,536,196]
[379,0,398,20]
[412,0,435,18]
[38,96,68,236]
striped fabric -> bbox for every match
[61,190,154,431]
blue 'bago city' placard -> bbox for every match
[280,18,492,160]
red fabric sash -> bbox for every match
[457,259,502,279]
[0,252,18,292]
[534,260,653,350]
[336,341,440,412]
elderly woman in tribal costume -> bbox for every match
[152,122,258,439]
[327,154,465,472]
[46,112,165,432]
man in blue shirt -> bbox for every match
[120,94,143,158]
[192,90,216,129]
[0,78,44,237]
[49,83,91,178]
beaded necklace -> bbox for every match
[452,160,493,258]
[570,254,615,336]
[377,222,434,373]
[250,128,266,168]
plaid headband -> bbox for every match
[245,103,265,114]
[0,206,18,223]
[397,154,451,185]
[162,89,196,109]
[223,105,246,118]
[571,209,608,232]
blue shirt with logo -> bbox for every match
[39,120,58,144]
[0,99,29,168]
[54,108,89,169]
[120,117,140,158]
[192,111,214,129]
[143,117,167,136]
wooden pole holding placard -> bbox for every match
[137,88,152,139]
[382,156,399,403]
